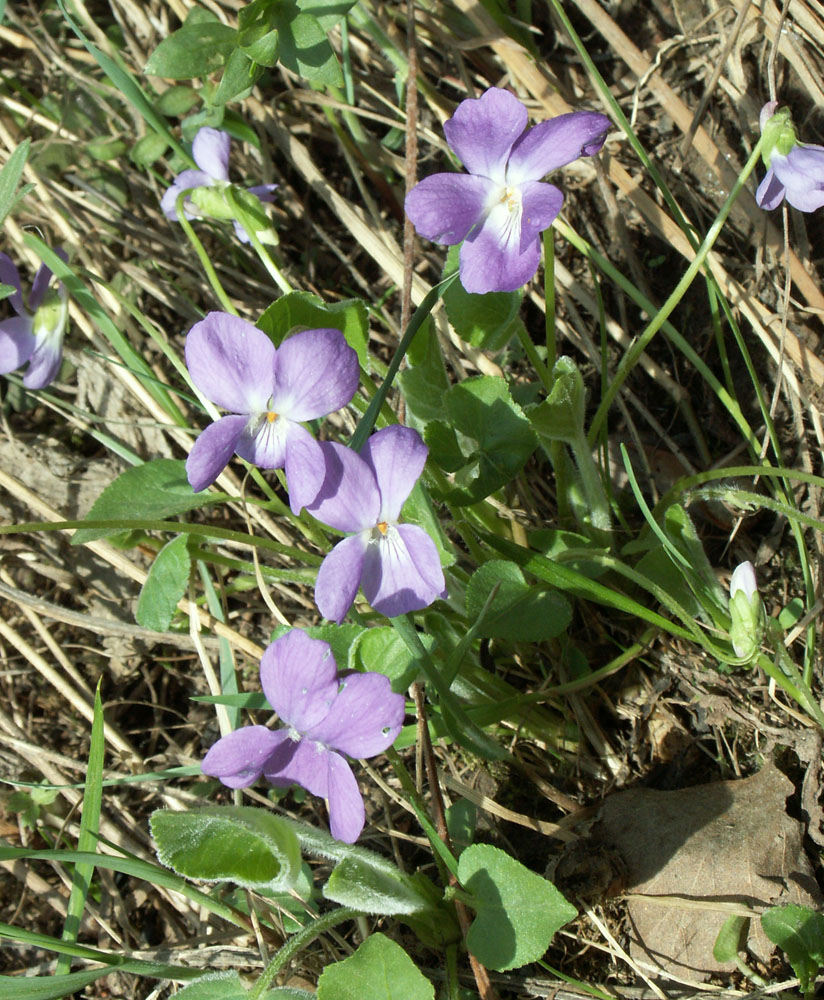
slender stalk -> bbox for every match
[247,907,361,999]
[174,190,237,314]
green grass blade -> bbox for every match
[0,847,248,930]
[0,138,30,228]
[56,681,105,975]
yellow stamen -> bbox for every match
[266,411,278,423]
[377,521,388,535]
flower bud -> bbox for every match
[728,561,765,661]
[759,103,798,167]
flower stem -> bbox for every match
[543,227,556,371]
[174,190,237,315]
[247,906,361,999]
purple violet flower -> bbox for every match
[306,425,447,622]
[405,87,611,294]
[185,312,359,510]
[756,101,824,212]
[0,250,68,389]
[161,126,277,243]
[201,629,406,843]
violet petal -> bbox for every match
[326,752,365,842]
[0,254,24,314]
[193,127,231,181]
[444,87,527,183]
[361,522,446,618]
[248,183,278,203]
[259,630,339,733]
[459,201,542,293]
[202,725,287,788]
[773,145,824,212]
[755,168,785,210]
[506,111,611,185]
[283,426,326,515]
[185,312,275,413]
[307,441,380,533]
[234,412,288,470]
[160,170,211,220]
[263,735,330,799]
[315,534,368,623]
[404,173,494,245]
[273,328,359,421]
[305,671,405,758]
[518,181,564,252]
[23,334,62,389]
[185,413,249,492]
[29,251,65,311]
[361,426,427,523]
[0,316,35,374]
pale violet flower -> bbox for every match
[729,561,765,661]
[756,102,824,212]
[161,127,277,243]
[306,425,446,622]
[184,312,359,511]
[0,250,68,389]
[405,87,610,293]
[202,629,405,843]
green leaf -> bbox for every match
[240,27,280,67]
[324,856,437,916]
[713,914,748,963]
[317,933,434,1000]
[72,459,226,545]
[130,132,170,167]
[465,560,572,641]
[257,292,368,369]
[86,136,128,161]
[296,0,358,32]
[179,972,310,999]
[136,534,191,631]
[459,844,577,972]
[442,245,521,350]
[156,85,202,117]
[425,376,537,505]
[350,626,422,691]
[0,139,30,229]
[275,8,342,87]
[528,356,587,445]
[0,282,16,301]
[397,323,450,427]
[145,22,238,79]
[761,904,824,993]
[215,48,264,105]
[151,806,301,892]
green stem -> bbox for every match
[247,907,361,999]
[174,190,236,314]
[543,226,557,371]
[350,271,459,451]
[587,134,765,441]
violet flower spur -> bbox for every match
[306,425,447,622]
[184,312,359,511]
[201,629,405,843]
[161,126,277,243]
[405,87,610,294]
[756,102,824,212]
[0,249,68,389]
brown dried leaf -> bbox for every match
[592,764,822,979]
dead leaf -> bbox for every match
[590,763,822,979]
